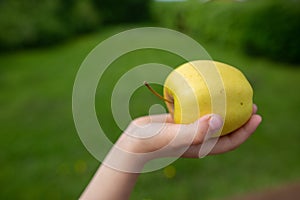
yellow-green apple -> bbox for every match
[163,60,253,136]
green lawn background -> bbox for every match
[1,25,300,199]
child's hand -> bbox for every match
[115,104,262,159]
[81,105,262,200]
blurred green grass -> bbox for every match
[1,25,300,199]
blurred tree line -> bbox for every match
[1,0,299,64]
[0,0,151,50]
[152,0,300,64]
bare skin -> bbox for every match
[80,105,262,200]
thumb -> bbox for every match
[166,114,223,149]
[191,114,224,145]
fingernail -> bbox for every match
[208,114,223,133]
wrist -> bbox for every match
[116,133,151,154]
[102,134,151,173]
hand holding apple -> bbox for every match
[116,105,261,158]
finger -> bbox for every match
[165,114,223,149]
[124,114,212,155]
[253,104,258,114]
[124,114,209,151]
[132,113,174,125]
[163,115,210,148]
[149,114,174,123]
[209,114,262,155]
[182,114,262,158]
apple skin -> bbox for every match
[163,60,253,136]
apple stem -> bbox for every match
[144,81,174,104]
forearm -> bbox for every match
[80,136,146,200]
[80,164,140,200]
